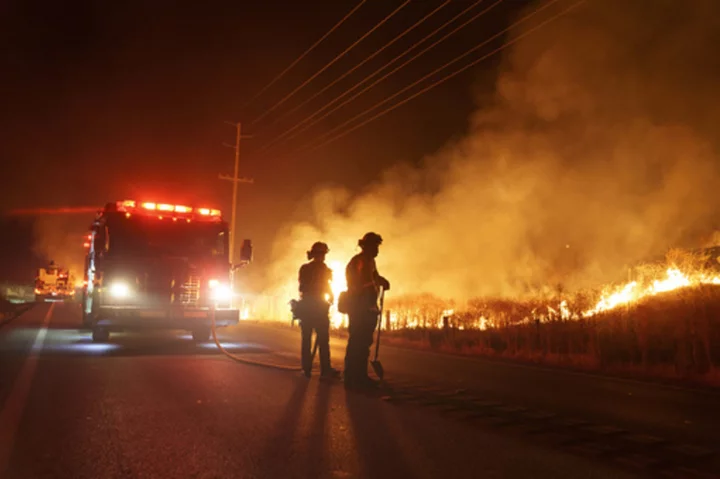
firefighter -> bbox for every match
[343,232,390,388]
[297,242,339,378]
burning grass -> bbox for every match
[254,249,720,385]
[380,284,720,385]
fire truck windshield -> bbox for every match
[107,216,227,259]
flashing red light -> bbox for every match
[115,200,219,220]
[83,242,90,248]
[197,207,221,216]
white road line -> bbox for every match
[0,303,54,475]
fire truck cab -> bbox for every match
[81,200,252,342]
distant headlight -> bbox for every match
[109,282,131,298]
[208,280,231,302]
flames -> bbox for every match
[584,267,720,317]
[328,260,348,328]
[261,254,720,330]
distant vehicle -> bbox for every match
[35,261,75,301]
[81,200,253,342]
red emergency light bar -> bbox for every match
[114,200,222,220]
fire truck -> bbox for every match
[35,261,75,301]
[81,200,252,342]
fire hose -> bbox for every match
[210,306,313,372]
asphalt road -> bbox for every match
[237,321,720,448]
[0,304,713,478]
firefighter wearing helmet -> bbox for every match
[297,241,339,378]
[343,232,390,388]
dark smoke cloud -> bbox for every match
[267,0,720,301]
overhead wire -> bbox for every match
[260,0,453,134]
[302,0,586,152]
[240,0,367,113]
[260,0,501,152]
[251,0,413,126]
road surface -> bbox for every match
[239,320,720,448]
[0,302,715,478]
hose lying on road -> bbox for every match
[210,307,303,372]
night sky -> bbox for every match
[1,0,532,281]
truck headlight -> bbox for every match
[109,282,131,298]
[208,280,231,302]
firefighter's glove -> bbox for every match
[379,277,390,291]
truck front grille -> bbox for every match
[179,276,201,305]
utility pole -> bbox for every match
[220,121,254,306]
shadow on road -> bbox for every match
[305,380,332,479]
[2,325,274,358]
[346,389,415,478]
[63,337,273,358]
[2,303,272,359]
[255,377,310,477]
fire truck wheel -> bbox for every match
[82,291,99,330]
[192,328,211,342]
[92,327,110,342]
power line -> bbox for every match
[240,1,367,112]
[263,0,493,150]
[261,0,500,151]
[297,0,560,149]
[304,0,588,152]
[261,0,452,133]
[251,0,413,126]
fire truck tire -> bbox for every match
[92,327,110,342]
[192,328,211,342]
[81,290,99,330]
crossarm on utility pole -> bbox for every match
[218,175,254,183]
